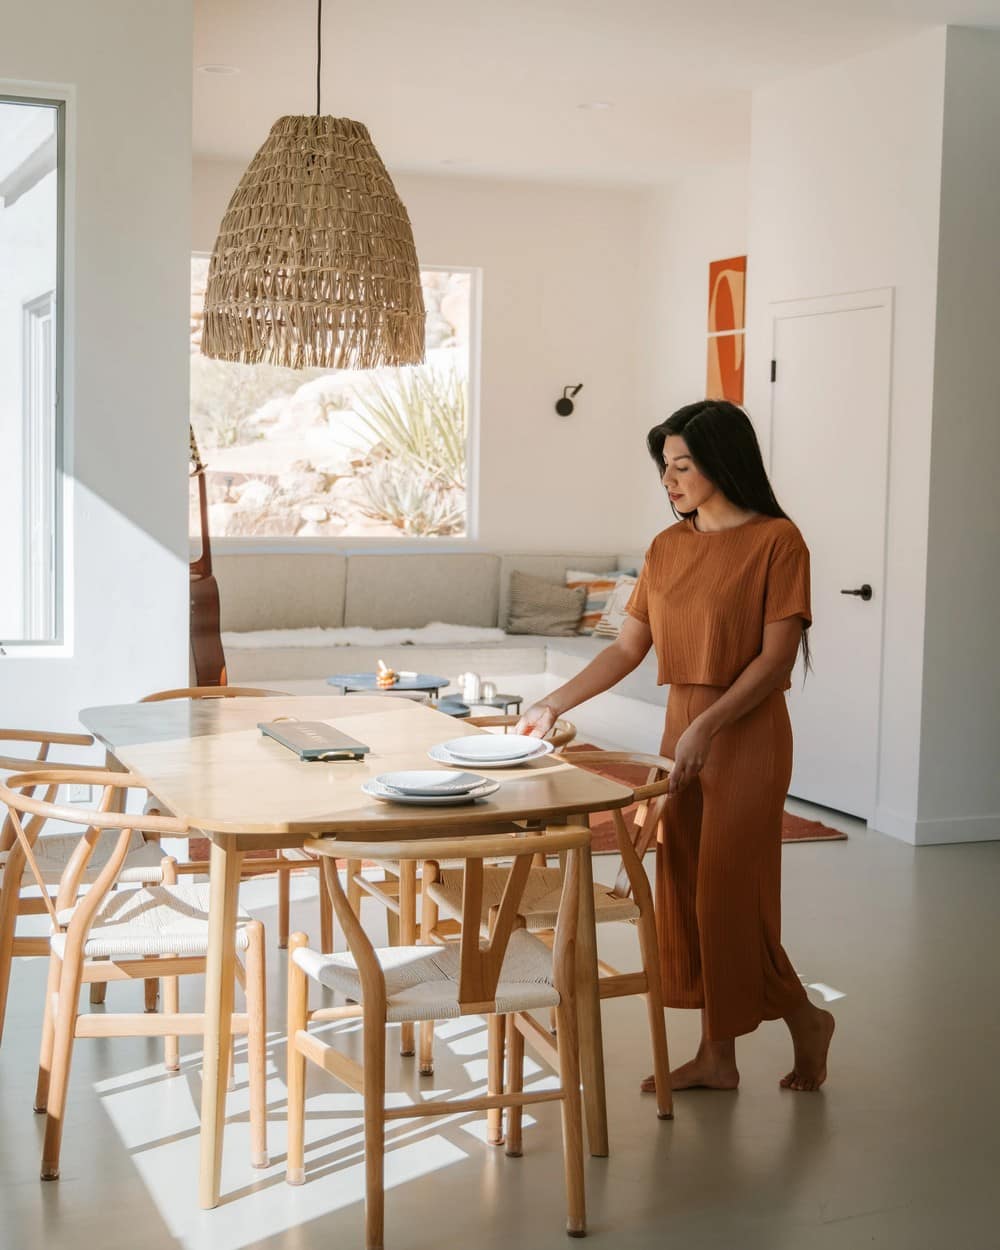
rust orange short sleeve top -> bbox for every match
[626,514,811,689]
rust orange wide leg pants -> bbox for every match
[657,684,808,1040]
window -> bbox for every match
[189,260,477,540]
[0,96,63,646]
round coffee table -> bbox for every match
[327,672,449,698]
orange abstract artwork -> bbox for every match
[706,255,746,403]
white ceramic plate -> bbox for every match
[439,734,551,763]
[376,769,487,796]
[362,778,500,806]
[428,739,554,769]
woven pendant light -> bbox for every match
[201,2,425,370]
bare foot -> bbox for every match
[641,1056,739,1093]
[780,1007,835,1091]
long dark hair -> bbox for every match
[647,399,811,673]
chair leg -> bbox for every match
[363,1016,387,1250]
[418,1021,435,1078]
[89,979,108,1006]
[635,908,673,1120]
[486,1014,506,1146]
[285,933,310,1186]
[245,921,268,1168]
[164,966,180,1071]
[505,1014,525,1157]
[318,870,334,954]
[0,882,17,1046]
[398,861,417,1057]
[161,858,179,1070]
[554,998,586,1237]
[418,863,439,1077]
[144,977,159,1013]
[41,954,84,1179]
[383,868,400,947]
[277,861,291,950]
[34,952,62,1112]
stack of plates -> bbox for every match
[363,770,499,806]
[429,734,554,770]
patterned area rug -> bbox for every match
[563,744,848,854]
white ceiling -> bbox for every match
[193,0,1000,185]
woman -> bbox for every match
[517,400,834,1093]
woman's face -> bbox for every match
[661,435,716,513]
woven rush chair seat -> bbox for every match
[52,883,254,961]
[427,865,640,933]
[1,829,165,889]
[293,928,560,1024]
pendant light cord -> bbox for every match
[316,0,323,116]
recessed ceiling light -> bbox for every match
[577,100,613,111]
[198,64,241,75]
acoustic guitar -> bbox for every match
[189,426,227,686]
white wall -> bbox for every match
[918,28,1000,841]
[634,164,749,538]
[0,1,192,732]
[193,161,650,553]
[745,29,949,842]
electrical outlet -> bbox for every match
[68,783,93,803]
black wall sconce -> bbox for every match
[555,383,583,417]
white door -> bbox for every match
[768,290,892,819]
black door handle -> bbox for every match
[840,584,873,602]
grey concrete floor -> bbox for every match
[1,809,998,1250]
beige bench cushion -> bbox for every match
[215,554,347,631]
[344,554,500,628]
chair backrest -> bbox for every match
[0,730,101,852]
[314,826,590,1015]
[140,685,288,702]
[0,771,188,927]
[466,714,577,750]
[563,751,673,904]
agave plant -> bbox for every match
[359,459,465,537]
[352,364,467,490]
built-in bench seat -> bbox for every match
[213,549,665,712]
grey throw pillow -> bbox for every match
[506,571,587,636]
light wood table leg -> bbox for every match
[575,834,609,1157]
[198,836,243,1209]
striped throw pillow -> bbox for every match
[565,569,637,635]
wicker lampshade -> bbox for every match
[201,115,425,371]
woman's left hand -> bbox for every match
[668,720,714,794]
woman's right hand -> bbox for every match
[515,702,558,739]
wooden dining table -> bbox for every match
[78,694,634,1209]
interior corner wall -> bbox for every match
[917,27,1000,844]
[745,28,948,843]
[192,161,647,553]
[634,165,750,540]
[0,1,192,732]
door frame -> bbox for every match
[767,287,894,821]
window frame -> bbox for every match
[0,88,68,654]
[189,255,483,555]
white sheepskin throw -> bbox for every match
[222,622,508,650]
